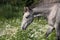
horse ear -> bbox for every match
[24,7,29,12]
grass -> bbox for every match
[0,17,56,40]
[0,4,56,40]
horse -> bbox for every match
[21,0,60,40]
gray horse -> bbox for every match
[21,0,60,40]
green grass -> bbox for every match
[0,4,56,40]
[0,17,56,40]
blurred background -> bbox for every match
[0,0,56,40]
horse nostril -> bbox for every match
[22,27,26,30]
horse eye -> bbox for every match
[26,15,30,18]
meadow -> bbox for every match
[0,4,56,40]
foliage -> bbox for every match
[0,0,40,18]
[0,17,56,40]
[0,0,56,40]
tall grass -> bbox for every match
[0,4,56,40]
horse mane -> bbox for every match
[25,0,60,9]
[43,0,60,3]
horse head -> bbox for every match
[21,7,34,30]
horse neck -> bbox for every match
[32,6,50,18]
